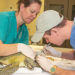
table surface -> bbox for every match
[30,45,73,52]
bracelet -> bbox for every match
[49,65,57,74]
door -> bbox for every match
[68,0,75,20]
[44,0,68,17]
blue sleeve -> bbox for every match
[70,23,75,50]
[0,15,9,43]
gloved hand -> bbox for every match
[36,55,75,73]
[44,45,62,57]
[36,55,56,73]
[17,43,36,60]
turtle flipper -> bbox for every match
[0,63,19,75]
[24,57,40,70]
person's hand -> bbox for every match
[44,45,62,57]
[36,55,56,73]
[36,55,75,73]
[17,43,35,60]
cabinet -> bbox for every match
[68,0,75,20]
[44,0,75,48]
[45,0,75,20]
[45,0,68,18]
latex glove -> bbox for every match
[36,55,75,72]
[44,45,62,57]
[36,55,56,73]
[17,43,35,60]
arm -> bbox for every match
[62,51,75,60]
[55,66,75,75]
[44,45,75,60]
[0,41,35,60]
[0,42,18,56]
[36,55,75,75]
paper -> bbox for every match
[12,67,51,75]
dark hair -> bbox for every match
[54,18,67,28]
[17,0,42,11]
[45,18,67,35]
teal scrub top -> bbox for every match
[0,11,29,44]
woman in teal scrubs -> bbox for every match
[0,0,41,60]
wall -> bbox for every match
[0,0,18,11]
